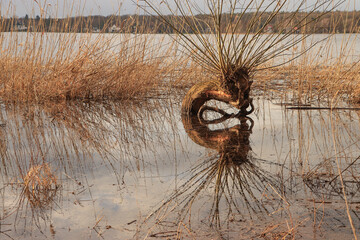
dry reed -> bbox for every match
[0,33,169,102]
[22,163,58,208]
[0,7,189,103]
[1,2,359,104]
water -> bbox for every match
[1,32,360,239]
[0,96,359,239]
[1,32,360,64]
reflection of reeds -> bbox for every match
[141,99,360,238]
[0,98,178,180]
[143,151,284,238]
[303,160,360,199]
[0,98,180,237]
[144,117,284,237]
[0,97,359,238]
[258,99,360,238]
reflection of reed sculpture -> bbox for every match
[145,116,281,235]
[181,111,254,163]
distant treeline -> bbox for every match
[1,11,360,34]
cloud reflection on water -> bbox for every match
[0,98,360,239]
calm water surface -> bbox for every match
[2,32,360,64]
[0,96,359,239]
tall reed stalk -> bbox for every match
[141,0,345,79]
[0,3,186,103]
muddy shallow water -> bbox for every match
[0,97,360,239]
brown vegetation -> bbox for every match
[23,163,58,208]
[0,31,179,102]
[254,59,360,104]
[1,1,360,240]
[0,9,359,105]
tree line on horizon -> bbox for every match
[1,11,359,34]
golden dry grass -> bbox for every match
[0,33,170,102]
[255,64,360,101]
[0,10,193,103]
[0,18,358,105]
[23,163,58,208]
[251,36,360,105]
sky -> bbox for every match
[1,0,138,17]
[1,0,359,18]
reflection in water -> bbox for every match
[182,110,254,163]
[0,100,175,177]
[1,98,360,239]
[143,112,284,237]
[0,100,179,239]
[140,103,360,238]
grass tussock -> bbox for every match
[255,63,360,102]
[23,163,58,208]
[0,34,168,102]
[0,7,188,103]
[253,53,360,104]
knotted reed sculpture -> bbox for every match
[142,0,341,121]
[181,67,254,120]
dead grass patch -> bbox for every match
[0,33,172,102]
[254,63,360,103]
[23,163,58,208]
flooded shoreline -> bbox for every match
[1,96,360,239]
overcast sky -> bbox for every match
[1,0,137,17]
[1,0,359,18]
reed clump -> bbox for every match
[350,65,360,103]
[0,48,163,102]
[254,63,360,103]
[250,14,360,104]
[0,12,179,103]
[22,163,58,208]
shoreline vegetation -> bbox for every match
[2,11,360,34]
[0,6,359,105]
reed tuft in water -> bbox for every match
[0,11,182,103]
[23,163,58,208]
